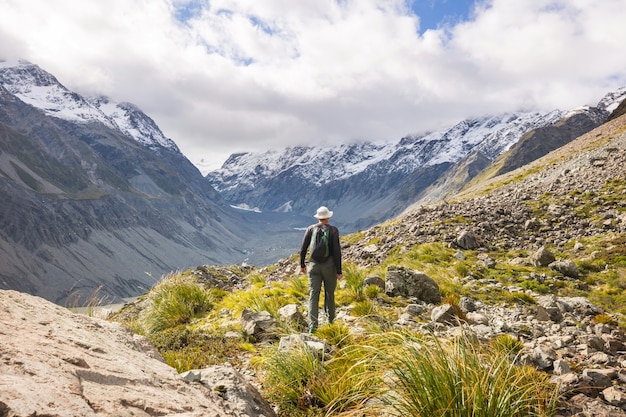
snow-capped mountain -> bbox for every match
[597,86,626,114]
[208,111,562,195]
[0,59,178,151]
[207,89,626,230]
[0,59,301,305]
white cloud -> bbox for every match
[1,0,625,173]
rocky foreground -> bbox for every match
[0,289,275,417]
[3,260,626,416]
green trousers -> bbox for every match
[307,256,337,331]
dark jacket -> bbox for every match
[299,223,342,274]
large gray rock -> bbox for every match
[181,364,276,417]
[455,230,482,250]
[277,334,331,358]
[278,304,307,329]
[549,259,580,278]
[535,295,564,322]
[363,276,385,290]
[0,290,233,416]
[240,309,277,339]
[531,246,555,267]
[431,304,458,325]
[385,266,441,304]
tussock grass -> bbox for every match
[286,275,309,299]
[342,263,367,302]
[157,332,246,373]
[384,333,558,417]
[219,282,298,319]
[490,334,525,356]
[315,323,353,349]
[351,299,378,317]
[259,329,558,417]
[143,273,213,334]
[259,341,385,417]
[364,284,380,299]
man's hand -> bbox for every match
[337,274,343,280]
[300,267,307,274]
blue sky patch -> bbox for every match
[410,0,476,33]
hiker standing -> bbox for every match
[299,206,343,334]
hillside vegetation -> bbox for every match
[111,113,626,417]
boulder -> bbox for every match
[0,290,232,417]
[553,359,571,375]
[181,364,276,417]
[602,386,626,409]
[385,266,441,304]
[277,334,331,358]
[240,309,277,339]
[278,304,307,329]
[431,304,458,325]
[458,296,478,313]
[404,303,426,316]
[531,246,555,267]
[535,295,564,322]
[455,230,482,250]
[363,276,385,290]
[549,259,580,278]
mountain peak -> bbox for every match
[0,60,179,152]
[596,86,626,113]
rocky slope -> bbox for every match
[0,60,305,305]
[0,289,274,417]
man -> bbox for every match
[299,206,343,334]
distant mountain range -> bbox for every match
[1,58,625,305]
[206,88,626,230]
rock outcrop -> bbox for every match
[0,290,273,417]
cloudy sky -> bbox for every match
[1,0,625,174]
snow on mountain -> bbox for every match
[389,110,566,171]
[211,141,396,190]
[209,83,626,215]
[597,86,626,114]
[88,96,179,151]
[207,110,565,194]
[0,59,178,152]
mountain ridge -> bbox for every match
[206,89,625,231]
[0,60,306,305]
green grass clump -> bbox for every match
[143,273,213,334]
[364,284,381,299]
[384,333,558,417]
[504,291,537,305]
[352,299,378,317]
[285,275,309,300]
[490,334,525,356]
[592,313,618,326]
[158,332,245,373]
[520,279,552,294]
[218,279,298,318]
[259,342,384,416]
[315,323,353,349]
[341,263,367,302]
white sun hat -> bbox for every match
[313,206,333,219]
